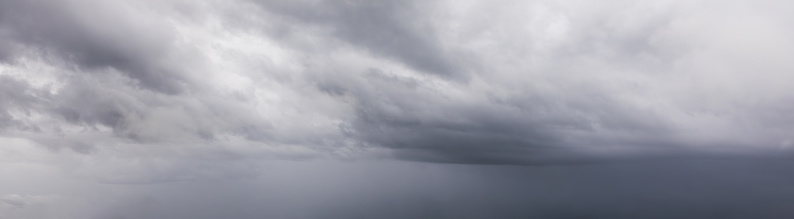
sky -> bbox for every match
[2,0,794,218]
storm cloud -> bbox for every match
[2,0,794,218]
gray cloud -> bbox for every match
[325,68,681,164]
[0,77,41,130]
[0,195,27,208]
[0,0,792,166]
[2,0,794,217]
[0,0,187,94]
[253,0,465,79]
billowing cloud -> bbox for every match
[1,0,794,168]
[2,0,794,217]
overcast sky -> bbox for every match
[2,0,794,218]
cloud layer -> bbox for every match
[3,0,794,167]
[3,0,794,218]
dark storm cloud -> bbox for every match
[301,0,794,164]
[266,0,693,164]
[0,0,187,94]
[1,0,783,166]
[0,0,610,165]
[4,1,794,218]
[340,71,564,164]
[0,0,793,181]
[0,0,286,154]
[254,0,464,79]
[314,68,675,164]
